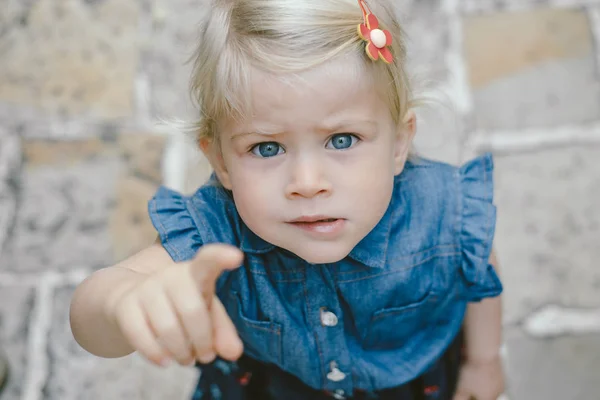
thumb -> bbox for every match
[189,244,244,303]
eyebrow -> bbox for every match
[230,129,283,141]
[319,119,378,132]
[230,119,379,141]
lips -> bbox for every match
[288,215,339,223]
[286,216,346,237]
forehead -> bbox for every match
[256,57,366,99]
[226,57,388,132]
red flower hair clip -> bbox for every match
[357,0,393,64]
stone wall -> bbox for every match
[0,0,599,399]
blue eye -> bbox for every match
[251,142,284,158]
[327,134,358,150]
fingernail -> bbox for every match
[198,352,216,364]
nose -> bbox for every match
[285,156,332,199]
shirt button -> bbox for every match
[320,309,338,327]
[327,361,346,382]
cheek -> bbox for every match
[229,170,278,227]
[354,140,397,184]
[346,143,395,210]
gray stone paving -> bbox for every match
[504,328,600,400]
[42,286,197,400]
[0,0,599,399]
[494,146,600,325]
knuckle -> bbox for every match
[178,300,204,320]
[154,320,180,338]
[113,294,135,320]
[140,279,163,297]
[162,264,184,281]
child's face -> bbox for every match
[204,58,415,264]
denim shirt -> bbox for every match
[148,154,502,393]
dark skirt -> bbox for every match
[191,333,463,400]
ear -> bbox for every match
[199,137,233,190]
[393,110,417,175]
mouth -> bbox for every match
[286,216,346,236]
[288,216,341,223]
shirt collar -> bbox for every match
[239,199,394,269]
[346,198,393,269]
[240,223,276,254]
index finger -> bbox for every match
[188,244,244,305]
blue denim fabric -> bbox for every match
[190,331,462,400]
[148,154,502,394]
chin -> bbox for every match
[290,244,352,265]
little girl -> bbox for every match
[70,0,505,399]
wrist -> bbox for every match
[463,348,502,365]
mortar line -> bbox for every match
[443,0,473,118]
[21,272,62,400]
[523,304,600,338]
[466,122,600,153]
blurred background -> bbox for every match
[0,0,599,399]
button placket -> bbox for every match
[305,264,353,394]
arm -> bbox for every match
[462,249,502,362]
[453,248,505,400]
[69,238,177,358]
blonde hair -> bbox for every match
[188,0,416,144]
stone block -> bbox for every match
[0,285,35,399]
[463,7,600,131]
[3,132,166,271]
[141,0,202,121]
[397,0,449,83]
[110,175,161,262]
[493,146,600,324]
[0,0,141,118]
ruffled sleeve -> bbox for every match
[458,153,503,302]
[148,186,203,262]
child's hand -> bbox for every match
[453,355,505,400]
[108,244,244,367]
